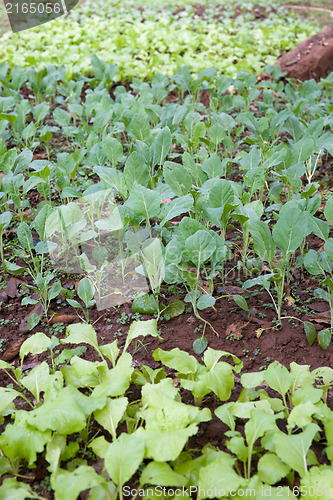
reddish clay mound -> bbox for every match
[276,26,333,81]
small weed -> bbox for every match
[38,476,52,494]
[116,312,143,325]
[0,338,7,352]
[226,333,243,341]
[117,312,132,325]
[48,322,65,336]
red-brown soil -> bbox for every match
[276,25,333,80]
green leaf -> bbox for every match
[57,152,76,175]
[45,434,66,474]
[124,151,150,189]
[32,204,53,240]
[153,347,198,374]
[241,371,265,388]
[48,281,62,301]
[77,277,95,307]
[197,294,215,310]
[94,166,128,198]
[197,458,243,499]
[140,426,198,461]
[325,197,333,224]
[287,402,319,429]
[226,433,248,462]
[94,397,128,441]
[132,294,158,315]
[0,387,21,422]
[67,298,81,309]
[27,312,41,331]
[257,452,290,485]
[314,288,329,301]
[141,237,165,292]
[273,423,320,477]
[264,361,291,397]
[0,478,36,500]
[324,237,333,263]
[105,432,145,488]
[0,455,13,477]
[20,362,52,403]
[289,362,313,393]
[92,353,133,398]
[0,113,17,124]
[124,319,159,351]
[128,113,150,141]
[209,179,235,211]
[17,221,33,250]
[27,386,104,434]
[102,136,123,167]
[192,121,206,140]
[20,332,51,362]
[99,339,120,366]
[184,230,216,267]
[193,337,208,354]
[300,465,333,499]
[177,217,207,249]
[163,161,193,196]
[272,208,307,256]
[64,323,99,350]
[151,126,171,166]
[162,299,185,318]
[304,322,317,346]
[242,274,274,292]
[140,462,187,487]
[182,348,240,401]
[0,211,12,231]
[250,220,276,264]
[291,135,314,163]
[61,356,105,388]
[54,107,71,127]
[89,436,109,460]
[318,328,331,350]
[232,294,249,312]
[159,195,193,226]
[202,154,224,178]
[245,409,279,453]
[51,465,104,500]
[125,182,161,221]
[215,402,236,431]
[3,259,25,274]
[304,249,332,276]
[305,213,329,241]
[0,420,51,467]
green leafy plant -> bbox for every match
[67,277,96,323]
[244,208,308,325]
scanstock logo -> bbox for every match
[4,0,79,32]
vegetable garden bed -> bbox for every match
[1,1,333,496]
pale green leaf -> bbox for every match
[105,432,145,487]
[94,397,128,441]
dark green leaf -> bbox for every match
[318,329,331,350]
[193,337,208,354]
[304,322,317,346]
[132,294,158,315]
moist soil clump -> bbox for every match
[276,26,333,80]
